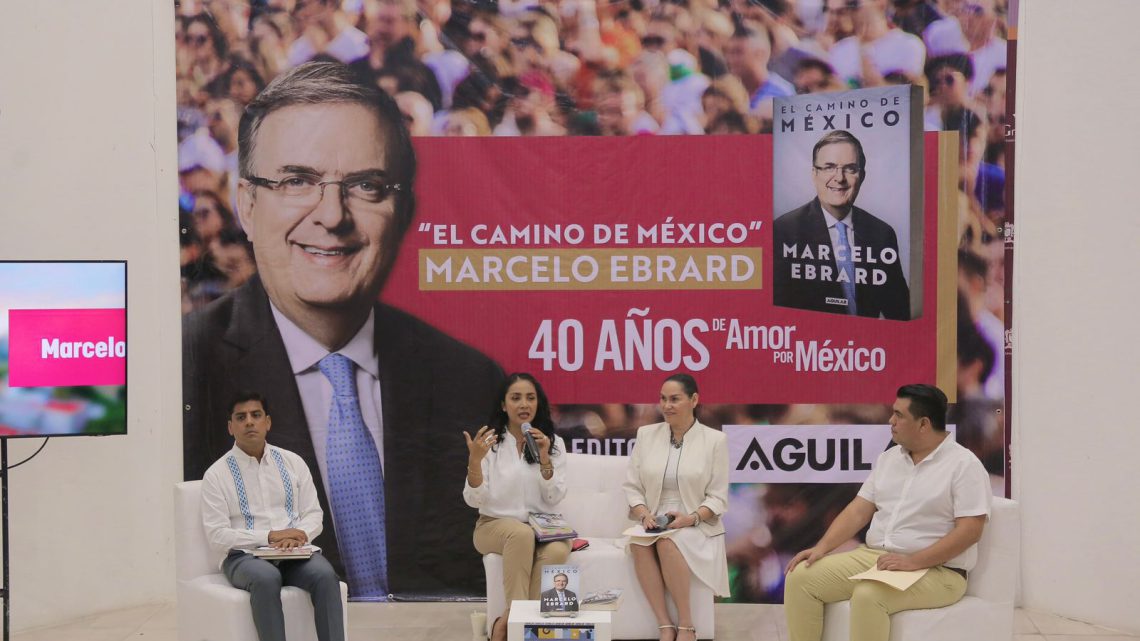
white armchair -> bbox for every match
[820,497,1020,641]
[483,453,716,639]
[174,480,348,641]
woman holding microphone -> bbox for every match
[624,373,730,641]
[464,373,570,641]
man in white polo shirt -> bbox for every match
[783,384,991,641]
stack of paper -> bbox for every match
[248,545,318,561]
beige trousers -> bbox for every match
[473,515,572,607]
[784,546,967,641]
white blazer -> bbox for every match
[622,420,729,537]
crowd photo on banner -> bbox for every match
[176,0,1013,605]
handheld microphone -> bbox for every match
[521,421,540,462]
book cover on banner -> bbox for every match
[772,85,923,320]
[530,512,578,542]
[539,564,581,616]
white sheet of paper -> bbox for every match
[848,567,930,591]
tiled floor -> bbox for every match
[7,602,1136,641]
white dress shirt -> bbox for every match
[858,435,992,570]
[657,444,684,512]
[270,303,385,495]
[463,432,568,522]
[201,444,324,569]
[821,208,857,268]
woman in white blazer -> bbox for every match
[623,374,730,641]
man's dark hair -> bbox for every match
[708,111,752,135]
[943,106,985,140]
[882,70,918,86]
[217,226,253,250]
[958,249,988,280]
[925,53,975,82]
[229,391,270,417]
[753,0,790,16]
[374,62,444,111]
[237,60,417,238]
[179,209,201,247]
[957,294,995,383]
[184,14,229,60]
[554,572,568,582]
[794,57,836,79]
[812,130,866,170]
[896,384,948,431]
[453,70,498,109]
[731,22,773,49]
[211,56,266,99]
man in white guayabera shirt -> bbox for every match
[201,392,343,641]
[783,383,991,641]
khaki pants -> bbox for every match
[474,515,572,606]
[784,546,967,641]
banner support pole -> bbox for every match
[2,437,9,641]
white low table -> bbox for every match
[507,600,612,641]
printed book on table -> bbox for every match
[529,512,578,542]
[539,564,581,617]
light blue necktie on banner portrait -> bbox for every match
[834,221,858,316]
[318,353,389,599]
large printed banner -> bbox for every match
[175,0,1015,604]
[182,130,955,599]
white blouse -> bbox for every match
[658,444,683,509]
[463,431,568,522]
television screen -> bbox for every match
[0,261,127,437]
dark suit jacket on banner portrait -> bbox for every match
[183,275,503,597]
[772,198,911,320]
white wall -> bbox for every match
[1,0,1138,634]
[0,0,181,629]
[1013,0,1140,634]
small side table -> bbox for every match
[507,600,612,641]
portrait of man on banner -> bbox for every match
[183,61,504,599]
